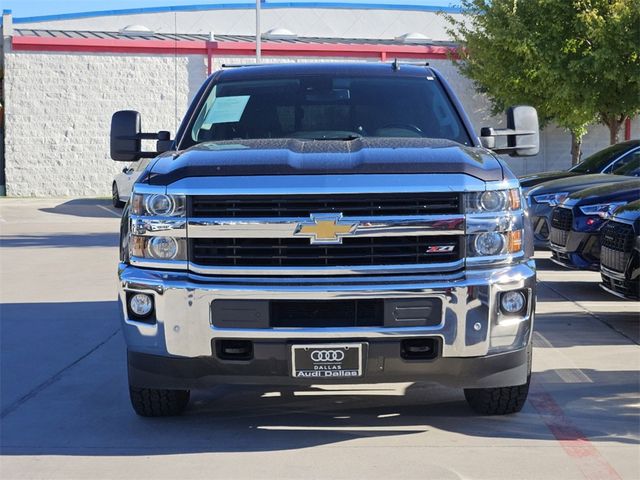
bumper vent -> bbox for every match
[190,193,461,218]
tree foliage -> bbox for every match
[445,0,640,164]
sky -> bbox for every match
[1,1,460,19]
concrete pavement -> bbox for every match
[1,198,638,480]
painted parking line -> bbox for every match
[97,205,122,218]
[530,382,622,480]
[533,332,593,384]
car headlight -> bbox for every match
[533,191,568,205]
[131,235,187,260]
[469,230,523,256]
[131,193,186,217]
[466,189,521,213]
[579,201,627,218]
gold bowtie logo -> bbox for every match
[294,213,358,244]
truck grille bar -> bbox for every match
[190,235,461,267]
[190,193,461,218]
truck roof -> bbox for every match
[216,62,435,80]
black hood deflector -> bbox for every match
[148,138,504,185]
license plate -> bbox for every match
[291,343,364,379]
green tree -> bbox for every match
[445,0,639,165]
[581,1,640,144]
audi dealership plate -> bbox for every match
[291,343,364,378]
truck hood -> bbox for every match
[147,138,503,185]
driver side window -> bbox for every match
[605,148,639,174]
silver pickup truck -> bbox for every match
[110,62,539,417]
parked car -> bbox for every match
[519,139,640,191]
[600,200,640,300]
[548,179,640,269]
[112,159,150,208]
[526,158,640,248]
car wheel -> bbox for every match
[464,375,530,415]
[112,182,125,208]
[129,385,190,417]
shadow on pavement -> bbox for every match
[39,199,122,219]
[535,311,639,346]
[0,298,636,456]
[0,233,119,248]
[537,278,621,303]
[1,368,637,456]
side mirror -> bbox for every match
[110,110,141,161]
[110,110,173,161]
[480,106,540,157]
[156,131,172,154]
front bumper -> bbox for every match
[528,202,552,248]
[118,261,536,387]
[601,265,640,300]
[549,229,601,270]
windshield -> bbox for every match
[570,143,635,174]
[184,74,472,148]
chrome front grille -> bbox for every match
[190,193,461,218]
[190,235,462,267]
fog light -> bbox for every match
[474,232,506,256]
[500,291,526,315]
[148,236,178,259]
[130,293,153,317]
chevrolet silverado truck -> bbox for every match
[110,63,540,417]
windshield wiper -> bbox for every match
[308,133,363,141]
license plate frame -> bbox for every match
[291,343,364,379]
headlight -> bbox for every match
[469,230,523,256]
[579,201,627,218]
[466,189,521,213]
[148,236,179,259]
[146,194,174,216]
[474,232,506,256]
[131,235,187,260]
[132,193,186,217]
[533,191,568,205]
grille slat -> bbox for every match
[191,193,460,218]
[190,236,460,267]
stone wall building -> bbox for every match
[0,2,637,196]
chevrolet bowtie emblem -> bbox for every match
[294,213,358,244]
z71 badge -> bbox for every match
[426,245,456,253]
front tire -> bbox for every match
[112,182,125,208]
[464,376,530,415]
[129,386,190,417]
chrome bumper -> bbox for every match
[118,261,536,359]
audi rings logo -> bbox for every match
[311,349,345,362]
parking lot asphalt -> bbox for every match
[1,198,639,480]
